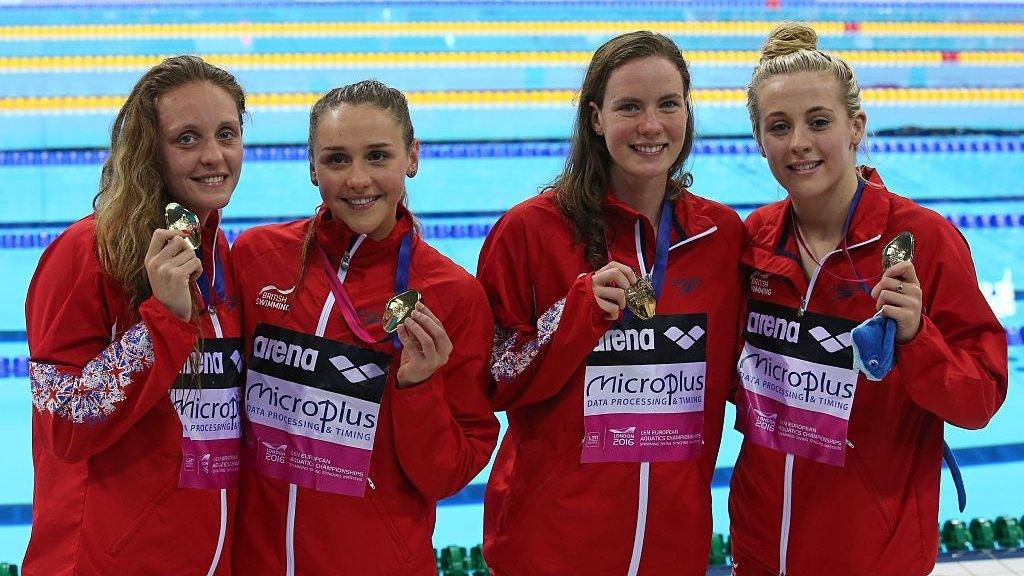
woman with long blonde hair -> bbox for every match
[25,55,246,575]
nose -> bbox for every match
[639,109,662,136]
[789,124,812,155]
[199,138,225,167]
[346,162,372,190]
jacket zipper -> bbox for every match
[797,235,882,316]
[205,310,229,576]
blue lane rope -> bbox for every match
[2,137,1023,167]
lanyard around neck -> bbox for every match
[318,231,414,349]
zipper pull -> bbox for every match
[798,297,807,316]
[340,250,354,272]
[367,476,376,490]
[846,439,855,449]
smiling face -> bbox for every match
[156,81,243,224]
[755,71,866,205]
[310,103,419,240]
[589,55,688,196]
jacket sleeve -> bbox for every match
[475,210,612,411]
[26,233,199,463]
[896,225,1008,429]
[389,278,500,501]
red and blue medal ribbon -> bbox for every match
[319,231,414,349]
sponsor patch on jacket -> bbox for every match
[244,323,390,497]
[581,313,707,463]
[171,337,244,489]
[735,300,858,466]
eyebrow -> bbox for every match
[319,142,394,153]
[765,105,836,118]
[609,92,683,105]
[164,119,239,135]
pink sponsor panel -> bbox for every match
[741,390,849,466]
[248,421,372,497]
[179,437,240,489]
[582,411,703,463]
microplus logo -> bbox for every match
[808,326,852,353]
[253,336,318,371]
[665,326,706,350]
[747,311,800,343]
[329,356,386,384]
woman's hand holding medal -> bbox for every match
[145,228,202,321]
[395,302,453,388]
[591,261,639,321]
[870,260,923,344]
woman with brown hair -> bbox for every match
[24,55,246,575]
[477,31,745,575]
[229,79,498,574]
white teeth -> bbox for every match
[634,144,664,154]
[348,196,377,206]
[198,176,226,184]
[791,161,820,171]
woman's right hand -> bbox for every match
[145,229,202,321]
[591,261,638,321]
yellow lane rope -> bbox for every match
[2,87,1021,113]
[1,20,1023,41]
[1,50,1022,72]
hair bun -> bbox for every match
[760,22,818,62]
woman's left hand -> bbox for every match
[395,302,453,388]
[869,260,923,344]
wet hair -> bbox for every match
[93,55,245,312]
[746,22,862,142]
[551,31,695,270]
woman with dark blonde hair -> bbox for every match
[229,79,498,574]
[729,22,1006,575]
[25,55,246,575]
[477,31,745,575]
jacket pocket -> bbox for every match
[106,475,178,557]
[846,447,896,534]
[369,488,414,564]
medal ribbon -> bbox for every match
[623,200,673,322]
[318,231,414,349]
[196,233,226,307]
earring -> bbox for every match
[311,177,318,186]
[406,168,417,178]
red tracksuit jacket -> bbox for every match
[729,167,1008,576]
[477,189,744,576]
[229,206,498,575]
[24,213,240,576]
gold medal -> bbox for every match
[165,202,201,250]
[382,289,421,334]
[624,276,656,321]
[882,231,915,270]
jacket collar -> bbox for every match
[316,203,415,266]
[601,187,718,251]
[744,166,891,275]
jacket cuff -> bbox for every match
[895,314,947,386]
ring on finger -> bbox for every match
[896,282,904,294]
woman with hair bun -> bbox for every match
[730,22,1006,575]
[25,55,246,575]
[477,31,744,575]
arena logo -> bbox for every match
[747,311,799,343]
[329,355,386,384]
[256,284,294,312]
[593,328,654,352]
[808,326,852,354]
[252,336,318,372]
